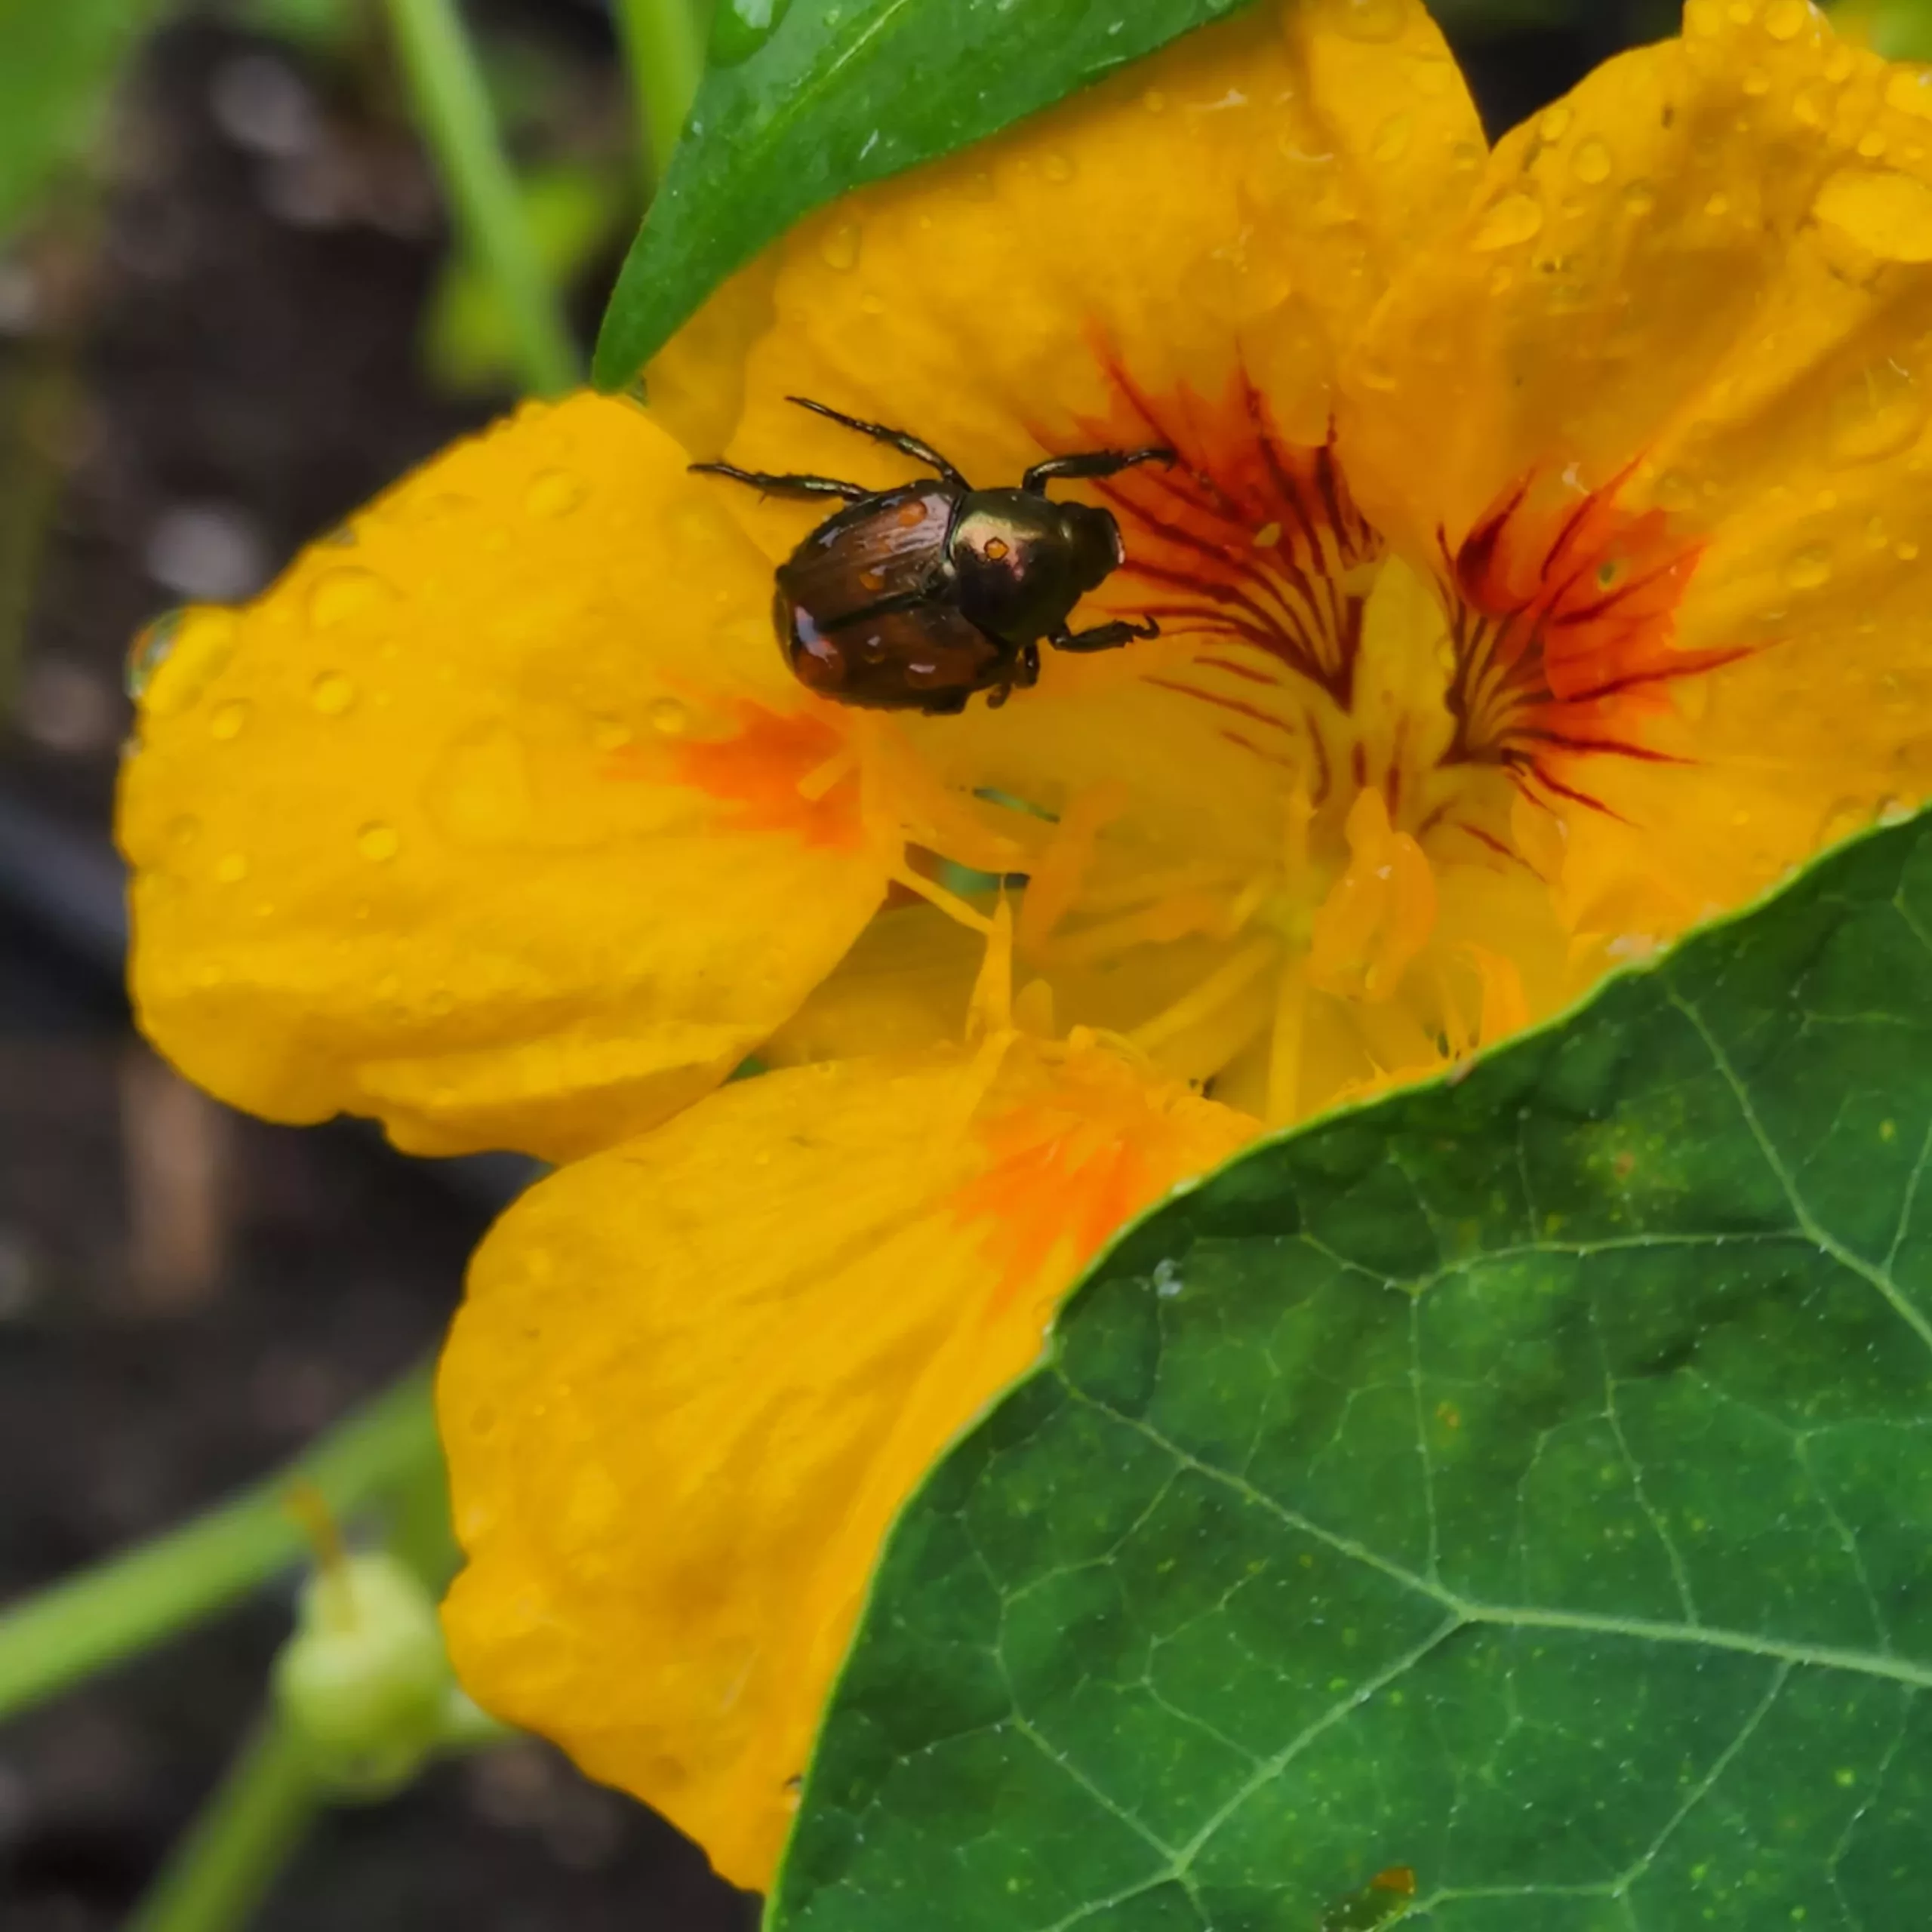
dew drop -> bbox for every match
[306,566,390,630]
[1829,357,1923,466]
[1897,537,1922,561]
[214,852,250,885]
[165,814,202,854]
[1764,0,1807,34]
[357,821,401,863]
[1857,129,1887,162]
[1886,68,1932,122]
[209,699,250,740]
[1141,88,1167,114]
[1741,67,1771,99]
[1814,168,1932,261]
[1820,798,1872,846]
[1372,112,1411,163]
[1334,0,1404,41]
[309,670,357,715]
[590,715,633,752]
[1726,0,1754,23]
[525,469,587,519]
[1041,150,1075,184]
[648,697,691,737]
[126,611,183,700]
[1572,137,1613,185]
[710,0,791,66]
[1703,191,1731,218]
[1621,180,1657,217]
[1540,105,1573,143]
[817,221,860,271]
[1784,543,1833,590]
[1472,192,1544,250]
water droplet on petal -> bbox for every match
[1041,151,1075,184]
[1703,191,1731,218]
[1742,67,1772,99]
[817,221,860,271]
[306,566,390,630]
[1572,137,1613,184]
[1814,167,1932,263]
[1335,0,1404,41]
[1472,192,1544,250]
[1857,129,1887,162]
[590,715,633,752]
[1764,0,1807,36]
[1820,798,1872,846]
[1784,543,1833,590]
[525,469,586,519]
[127,611,183,700]
[1372,112,1411,162]
[1621,180,1657,217]
[649,697,691,737]
[1829,357,1923,466]
[310,670,357,715]
[214,852,249,885]
[357,822,401,863]
[1141,88,1167,114]
[209,699,250,740]
[1540,105,1573,142]
[1887,69,1932,122]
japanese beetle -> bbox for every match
[691,396,1173,714]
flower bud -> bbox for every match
[273,1549,452,1798]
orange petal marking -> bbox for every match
[615,702,865,850]
[949,1044,1255,1318]
[1071,358,1384,719]
[1444,465,1730,806]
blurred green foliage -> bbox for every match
[421,161,627,393]
[0,0,158,240]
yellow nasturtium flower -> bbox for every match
[118,0,1932,1889]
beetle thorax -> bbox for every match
[949,491,1122,644]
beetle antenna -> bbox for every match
[784,397,971,490]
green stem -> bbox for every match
[382,0,581,396]
[614,0,706,185]
[124,1713,321,1932]
[0,1364,441,1725]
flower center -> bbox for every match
[995,366,1724,1120]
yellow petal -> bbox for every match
[1343,3,1932,939]
[118,395,894,1162]
[670,0,1482,561]
[438,1039,1256,1887]
[645,0,1491,1039]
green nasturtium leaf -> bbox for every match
[774,811,1932,1930]
[591,0,1256,390]
[0,0,155,242]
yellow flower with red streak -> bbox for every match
[117,0,1932,1890]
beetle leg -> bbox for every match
[785,397,972,491]
[1017,640,1041,687]
[688,461,872,503]
[1023,446,1175,493]
[1050,616,1162,654]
